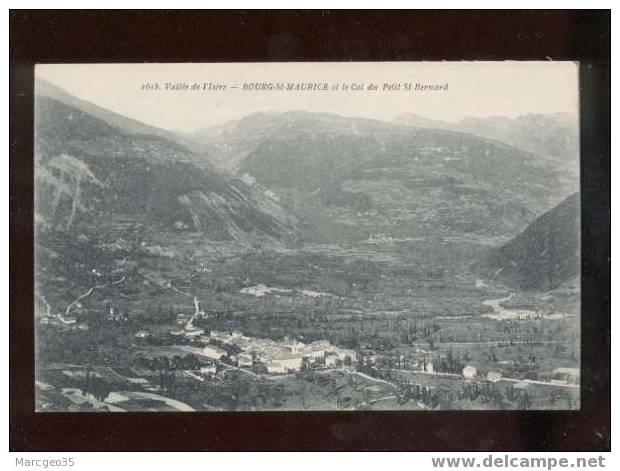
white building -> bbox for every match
[335,347,356,360]
[289,338,304,353]
[266,354,303,373]
[487,371,502,383]
[325,354,338,368]
[301,348,326,360]
[463,365,477,379]
[238,353,253,368]
[211,330,246,343]
[553,367,580,384]
[200,365,217,375]
[202,345,227,360]
[184,329,204,338]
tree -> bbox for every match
[183,353,201,370]
[85,377,112,402]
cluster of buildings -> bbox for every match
[141,321,512,384]
[202,331,356,374]
[461,365,503,382]
[551,367,579,385]
[106,306,130,323]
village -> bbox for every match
[33,239,582,413]
[33,220,580,412]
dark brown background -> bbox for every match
[9,10,611,451]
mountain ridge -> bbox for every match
[479,193,580,291]
[36,78,216,162]
[394,111,579,168]
[35,95,293,245]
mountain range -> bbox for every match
[191,110,577,243]
[35,78,580,293]
[393,112,579,173]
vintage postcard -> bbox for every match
[33,62,580,412]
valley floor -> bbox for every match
[35,239,580,412]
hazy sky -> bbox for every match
[36,62,579,133]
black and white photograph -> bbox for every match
[33,61,582,412]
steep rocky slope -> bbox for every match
[480,193,580,290]
[35,96,291,245]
